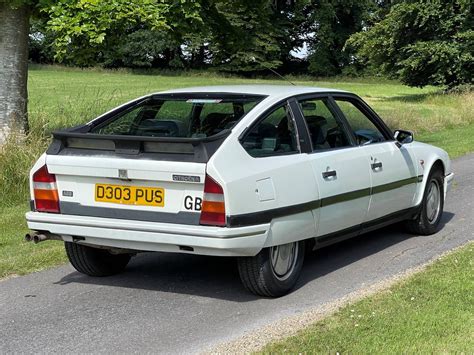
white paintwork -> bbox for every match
[256,178,276,202]
[362,142,418,221]
[26,85,454,257]
[46,154,205,214]
[408,141,452,205]
[25,212,269,257]
[308,147,370,236]
[445,172,454,200]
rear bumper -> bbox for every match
[25,212,270,257]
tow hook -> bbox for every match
[25,231,62,244]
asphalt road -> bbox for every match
[1,154,473,354]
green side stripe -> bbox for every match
[321,188,371,207]
[371,176,419,195]
[320,175,422,207]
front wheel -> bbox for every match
[65,242,131,277]
[405,168,444,235]
[237,241,305,297]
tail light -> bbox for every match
[33,165,60,213]
[199,175,226,226]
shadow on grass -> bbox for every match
[53,211,454,302]
[377,91,444,103]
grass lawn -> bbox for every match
[262,242,474,353]
[419,124,474,159]
[0,66,473,278]
[0,204,67,279]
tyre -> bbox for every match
[65,242,131,276]
[405,167,444,235]
[237,241,305,297]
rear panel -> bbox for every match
[44,154,206,225]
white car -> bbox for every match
[26,85,454,296]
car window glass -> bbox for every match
[91,96,264,138]
[95,106,143,136]
[298,98,351,150]
[335,99,386,145]
[241,105,299,157]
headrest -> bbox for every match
[135,119,184,137]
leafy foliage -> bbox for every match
[347,0,474,88]
[19,0,377,75]
[40,0,202,66]
[200,0,284,71]
[5,0,473,86]
[306,0,374,76]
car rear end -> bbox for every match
[25,92,269,257]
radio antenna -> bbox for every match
[251,57,296,86]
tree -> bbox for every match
[41,1,202,67]
[0,1,202,143]
[347,0,474,88]
[0,1,30,143]
[194,0,284,72]
[305,0,374,76]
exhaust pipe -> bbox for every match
[25,231,62,244]
[33,234,48,244]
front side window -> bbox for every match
[298,98,352,151]
[241,104,299,157]
[91,95,264,138]
[335,99,386,145]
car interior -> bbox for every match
[92,99,255,138]
[242,109,298,157]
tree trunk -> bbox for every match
[0,4,29,145]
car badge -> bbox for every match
[118,169,128,180]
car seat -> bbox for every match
[306,115,331,149]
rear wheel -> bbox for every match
[237,241,305,297]
[65,242,131,276]
[405,168,444,235]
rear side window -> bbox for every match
[241,104,299,157]
[91,95,264,138]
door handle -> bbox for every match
[371,161,383,170]
[322,170,337,179]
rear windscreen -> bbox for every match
[90,94,265,138]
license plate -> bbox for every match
[95,184,164,207]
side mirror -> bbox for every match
[394,129,414,144]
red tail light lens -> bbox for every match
[199,175,226,227]
[33,165,60,213]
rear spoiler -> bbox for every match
[47,127,231,163]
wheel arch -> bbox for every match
[431,159,445,176]
[414,156,447,206]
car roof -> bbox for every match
[159,85,349,99]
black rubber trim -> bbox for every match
[59,201,200,225]
[360,204,422,235]
[227,200,320,228]
[288,98,313,153]
[315,205,421,248]
[316,224,361,244]
[47,130,231,163]
[227,175,424,227]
